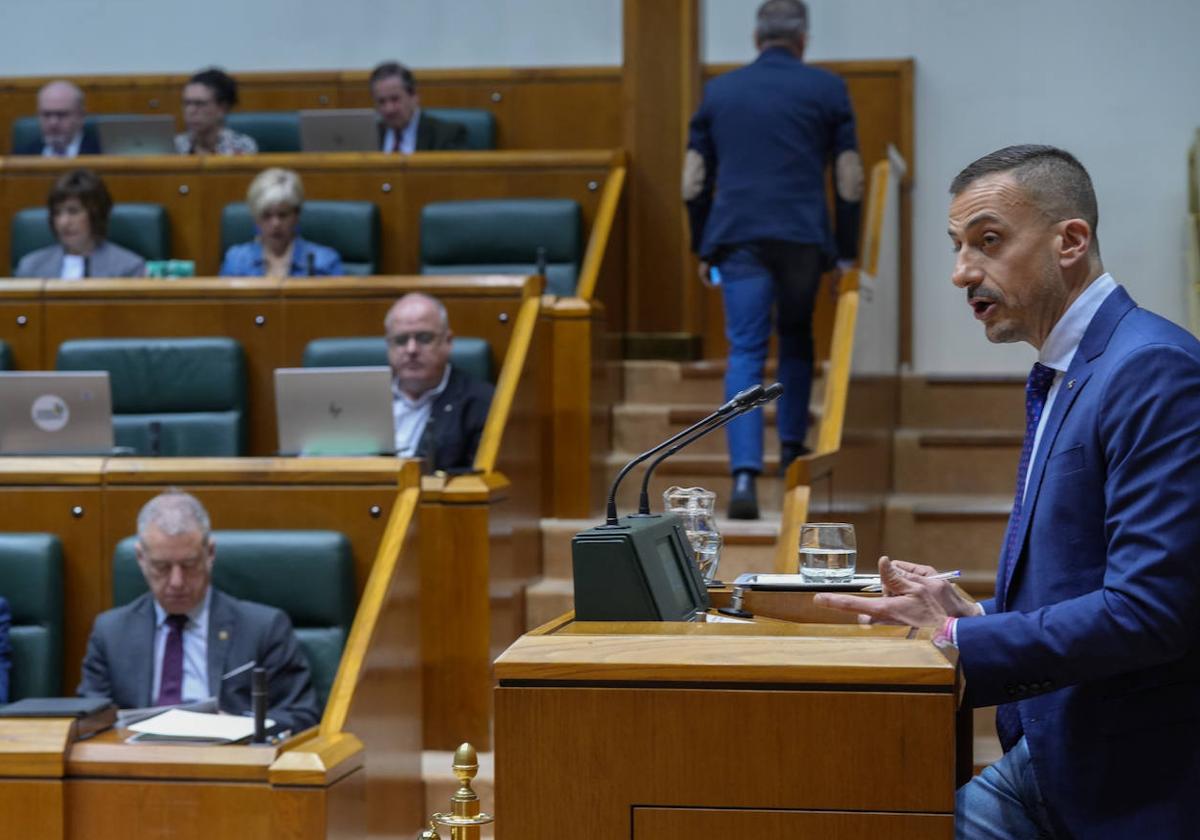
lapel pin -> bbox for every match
[218,629,229,641]
[1067,379,1076,390]
[444,404,453,412]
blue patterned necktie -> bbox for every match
[995,361,1056,751]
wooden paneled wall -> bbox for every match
[0,151,621,277]
[0,67,623,155]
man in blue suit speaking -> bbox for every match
[815,145,1200,838]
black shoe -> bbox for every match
[779,442,813,476]
[728,470,759,520]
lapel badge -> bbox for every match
[218,629,230,641]
[1067,379,1076,390]
[444,403,453,412]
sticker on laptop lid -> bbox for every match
[31,394,69,432]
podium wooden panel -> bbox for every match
[494,613,959,839]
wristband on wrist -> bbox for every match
[932,615,957,647]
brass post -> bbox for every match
[430,743,494,839]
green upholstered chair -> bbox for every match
[11,203,171,271]
[225,112,301,153]
[301,335,494,383]
[56,337,246,456]
[422,108,496,151]
[112,530,355,707]
[11,115,100,153]
[220,200,380,275]
[0,534,64,700]
[0,340,11,371]
[419,198,582,296]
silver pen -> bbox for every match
[861,569,961,592]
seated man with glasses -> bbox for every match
[385,292,494,473]
[78,490,320,732]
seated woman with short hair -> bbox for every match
[175,67,257,156]
[219,168,343,277]
[15,169,145,278]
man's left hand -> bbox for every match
[813,556,979,628]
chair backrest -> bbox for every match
[220,200,380,275]
[56,337,246,456]
[225,112,301,153]
[0,534,64,699]
[11,115,100,152]
[422,108,496,151]
[419,198,582,296]
[0,340,11,371]
[11,203,171,269]
[112,530,355,707]
[301,335,494,383]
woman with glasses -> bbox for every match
[175,68,257,156]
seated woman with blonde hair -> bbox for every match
[15,168,144,278]
[219,168,343,277]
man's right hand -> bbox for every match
[698,260,715,288]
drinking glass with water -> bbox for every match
[798,523,856,582]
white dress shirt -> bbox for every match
[42,131,83,158]
[392,364,451,456]
[60,254,86,280]
[382,109,422,154]
[150,587,212,704]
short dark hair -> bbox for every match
[48,168,112,239]
[187,67,239,109]
[369,61,416,94]
[756,0,808,42]
[950,144,1099,239]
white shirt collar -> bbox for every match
[392,363,451,409]
[1037,273,1117,373]
[42,130,83,158]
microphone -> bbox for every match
[535,245,547,278]
[251,667,268,743]
[603,384,764,526]
[148,420,162,457]
[306,251,316,277]
[635,382,783,515]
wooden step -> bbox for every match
[901,373,1025,431]
[892,429,1021,494]
[612,403,795,459]
[622,359,827,408]
[523,577,575,632]
[884,494,1010,589]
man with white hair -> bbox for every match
[79,490,320,732]
[684,0,863,519]
[15,80,99,157]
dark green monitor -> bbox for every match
[572,513,710,621]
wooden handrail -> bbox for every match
[576,163,626,301]
[860,159,891,279]
[320,468,420,736]
[471,285,542,474]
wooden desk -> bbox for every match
[494,612,960,839]
[0,713,365,839]
[0,150,623,277]
[0,457,408,695]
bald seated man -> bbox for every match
[385,292,494,473]
[79,490,320,732]
[15,81,100,157]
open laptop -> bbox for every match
[96,115,176,156]
[298,109,378,152]
[0,372,114,454]
[274,367,394,456]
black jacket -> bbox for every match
[14,129,102,156]
[416,366,494,474]
[377,112,469,152]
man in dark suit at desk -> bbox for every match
[816,145,1200,838]
[78,490,320,732]
[684,0,862,519]
[13,81,100,158]
[369,61,468,153]
[386,292,493,473]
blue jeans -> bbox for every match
[718,242,823,474]
[956,736,1059,839]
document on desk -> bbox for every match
[126,708,275,744]
[117,697,218,728]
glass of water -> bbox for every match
[798,523,857,583]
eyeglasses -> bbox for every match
[387,331,443,347]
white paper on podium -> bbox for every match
[126,708,275,744]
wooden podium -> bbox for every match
[494,604,961,839]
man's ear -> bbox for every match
[1058,218,1092,268]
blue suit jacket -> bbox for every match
[0,597,11,703]
[685,47,860,264]
[957,286,1200,837]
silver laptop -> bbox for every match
[96,115,176,156]
[274,367,394,456]
[299,109,378,152]
[0,372,114,454]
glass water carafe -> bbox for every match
[662,485,723,582]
